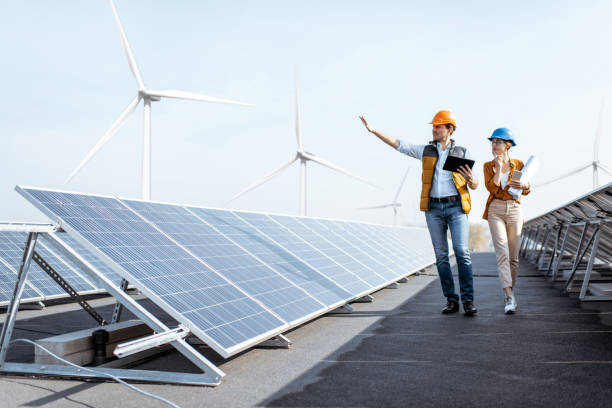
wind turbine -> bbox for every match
[64,0,253,200]
[536,98,612,190]
[227,79,380,216]
[358,167,410,225]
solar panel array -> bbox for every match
[0,231,114,306]
[18,186,435,358]
[522,182,612,268]
[0,227,134,306]
[521,182,611,299]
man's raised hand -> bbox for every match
[359,115,374,133]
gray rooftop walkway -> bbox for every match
[1,252,612,407]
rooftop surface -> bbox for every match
[1,252,611,407]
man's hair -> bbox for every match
[445,124,455,134]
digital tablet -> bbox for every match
[442,155,475,173]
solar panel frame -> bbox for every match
[17,186,288,358]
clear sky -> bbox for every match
[1,0,611,226]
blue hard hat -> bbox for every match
[488,127,516,146]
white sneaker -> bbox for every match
[504,295,517,314]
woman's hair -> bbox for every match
[504,141,512,150]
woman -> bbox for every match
[483,128,531,314]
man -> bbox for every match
[359,111,479,315]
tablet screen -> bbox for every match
[442,156,475,173]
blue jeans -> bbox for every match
[425,200,474,302]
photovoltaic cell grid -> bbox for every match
[269,215,388,289]
[0,231,104,305]
[233,211,362,301]
[380,225,435,266]
[50,231,128,287]
[120,199,324,325]
[309,219,400,281]
[19,188,285,356]
[347,223,433,272]
[188,207,351,308]
[265,214,376,294]
[18,186,436,357]
[0,260,41,304]
[293,217,392,286]
[340,222,410,276]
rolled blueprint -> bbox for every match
[509,155,540,199]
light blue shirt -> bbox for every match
[396,140,472,198]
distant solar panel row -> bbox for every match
[0,231,126,306]
[17,186,435,358]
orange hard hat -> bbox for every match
[429,110,457,127]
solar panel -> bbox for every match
[49,232,128,288]
[0,259,41,305]
[292,217,395,286]
[345,223,432,274]
[306,219,400,281]
[234,211,371,298]
[0,231,97,298]
[119,199,325,325]
[335,221,409,278]
[268,214,387,291]
[18,187,287,357]
[378,225,435,266]
[185,206,352,308]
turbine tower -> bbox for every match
[536,98,612,190]
[358,167,410,225]
[228,78,380,216]
[65,0,253,200]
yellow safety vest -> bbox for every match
[419,141,471,213]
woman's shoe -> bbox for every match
[504,296,517,314]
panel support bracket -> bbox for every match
[352,294,374,303]
[328,304,354,314]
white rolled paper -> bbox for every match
[509,155,540,199]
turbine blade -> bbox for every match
[598,162,612,177]
[357,204,394,210]
[227,156,298,203]
[534,162,592,188]
[393,167,410,204]
[594,97,605,162]
[295,76,303,151]
[302,153,382,189]
[147,90,254,106]
[109,0,145,89]
[65,96,140,184]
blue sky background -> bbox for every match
[1,0,611,226]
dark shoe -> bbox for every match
[441,299,459,314]
[463,301,478,316]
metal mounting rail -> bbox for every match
[31,251,107,326]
